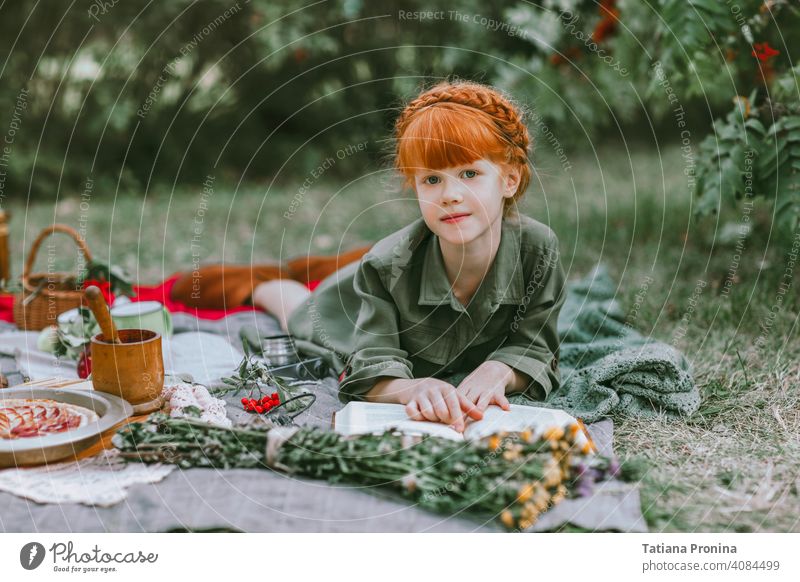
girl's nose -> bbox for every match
[440,179,464,205]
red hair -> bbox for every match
[394,80,531,217]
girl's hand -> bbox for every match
[403,378,483,433]
[456,361,513,413]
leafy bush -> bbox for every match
[0,0,796,233]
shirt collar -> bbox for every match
[418,219,524,308]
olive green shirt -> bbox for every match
[287,215,566,403]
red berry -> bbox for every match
[241,397,249,405]
[77,347,92,379]
[255,405,264,414]
[271,393,279,400]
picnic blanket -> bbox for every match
[0,308,648,532]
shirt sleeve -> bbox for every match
[338,256,414,402]
[485,236,566,400]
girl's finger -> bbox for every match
[494,391,511,411]
[418,396,439,422]
[476,392,493,412]
[405,400,423,421]
[443,389,465,432]
[457,393,484,421]
[459,384,480,404]
[431,393,452,424]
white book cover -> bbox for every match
[334,401,592,449]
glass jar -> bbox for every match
[260,334,299,367]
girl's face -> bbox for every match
[413,158,520,247]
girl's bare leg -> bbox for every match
[251,279,311,332]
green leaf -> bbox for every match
[688,0,732,17]
[780,117,800,132]
[716,123,741,142]
[695,177,721,216]
[759,141,788,174]
[744,118,766,135]
[720,158,741,200]
[786,130,800,143]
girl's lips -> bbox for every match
[441,213,471,223]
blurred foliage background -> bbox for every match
[0,0,798,227]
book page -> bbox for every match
[463,404,588,447]
[334,402,463,441]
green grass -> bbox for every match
[5,143,800,532]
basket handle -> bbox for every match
[23,224,93,280]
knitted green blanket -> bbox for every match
[510,265,700,422]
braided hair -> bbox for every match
[394,80,531,218]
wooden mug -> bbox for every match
[90,328,164,413]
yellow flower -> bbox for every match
[542,426,565,442]
[551,484,568,505]
[517,482,534,503]
[488,435,501,451]
[568,423,581,440]
[532,484,550,512]
[520,428,533,443]
[502,443,522,461]
[500,510,515,528]
[733,96,751,118]
[543,457,562,488]
[520,502,542,527]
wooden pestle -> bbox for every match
[84,285,122,344]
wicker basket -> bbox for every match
[13,224,93,331]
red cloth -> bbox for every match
[0,277,322,324]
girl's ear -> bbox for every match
[503,165,521,198]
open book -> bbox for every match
[334,402,593,449]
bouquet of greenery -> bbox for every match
[113,409,622,531]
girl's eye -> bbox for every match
[423,175,441,185]
[462,170,478,179]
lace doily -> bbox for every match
[0,449,174,506]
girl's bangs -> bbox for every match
[395,104,507,176]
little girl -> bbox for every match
[252,80,566,433]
